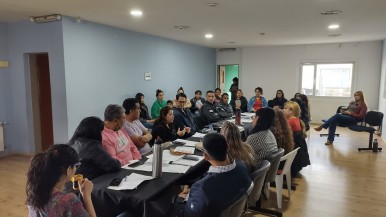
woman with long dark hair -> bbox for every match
[69,116,120,179]
[135,92,154,129]
[246,107,278,168]
[151,106,188,144]
[26,144,96,217]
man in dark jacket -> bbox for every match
[173,93,197,138]
[201,90,224,125]
[174,133,252,217]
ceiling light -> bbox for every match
[30,14,62,23]
[228,42,236,44]
[205,34,213,39]
[328,34,342,37]
[174,25,190,30]
[328,24,340,29]
[321,10,342,15]
[130,10,143,17]
[208,3,218,7]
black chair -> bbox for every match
[247,160,271,209]
[348,111,383,152]
[248,149,284,217]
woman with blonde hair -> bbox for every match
[220,122,256,172]
[283,101,307,138]
[314,91,367,145]
[271,107,294,155]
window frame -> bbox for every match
[299,61,356,98]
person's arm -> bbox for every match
[127,136,142,160]
[79,179,97,217]
[349,103,368,120]
[151,102,160,118]
[262,97,268,108]
[241,97,248,112]
[102,137,126,165]
[91,142,121,172]
[184,183,208,217]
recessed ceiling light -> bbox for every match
[321,10,342,15]
[205,34,213,39]
[228,42,236,44]
[328,24,340,29]
[174,25,190,30]
[328,34,342,37]
[130,10,143,17]
[208,3,218,7]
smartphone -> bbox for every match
[109,178,122,187]
[127,161,142,168]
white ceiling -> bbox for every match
[1,0,386,48]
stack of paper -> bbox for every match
[107,173,153,190]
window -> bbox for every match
[300,63,354,97]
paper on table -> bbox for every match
[174,139,197,147]
[241,118,253,123]
[107,173,153,190]
[241,113,255,118]
[146,150,182,162]
[123,161,191,173]
[174,146,195,154]
[192,132,206,138]
[171,156,204,166]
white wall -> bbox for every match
[217,41,382,123]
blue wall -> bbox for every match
[62,17,216,138]
[1,17,215,154]
[6,20,67,154]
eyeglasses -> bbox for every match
[74,162,81,169]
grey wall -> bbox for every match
[62,17,216,139]
[6,20,67,154]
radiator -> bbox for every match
[0,122,5,152]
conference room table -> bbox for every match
[91,116,253,217]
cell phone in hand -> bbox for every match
[109,178,122,187]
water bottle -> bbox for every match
[372,139,379,152]
[152,137,163,178]
[235,108,241,125]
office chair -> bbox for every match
[220,193,248,217]
[348,111,383,152]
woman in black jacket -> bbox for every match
[68,116,120,180]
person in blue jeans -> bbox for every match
[314,91,367,145]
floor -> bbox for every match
[1,125,385,217]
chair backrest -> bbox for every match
[220,193,248,217]
[265,148,285,183]
[279,147,300,175]
[364,111,384,128]
[248,160,271,205]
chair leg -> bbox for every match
[275,175,283,209]
[285,173,292,199]
[358,132,382,152]
[263,183,270,200]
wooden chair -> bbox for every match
[348,111,383,152]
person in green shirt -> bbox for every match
[151,89,167,118]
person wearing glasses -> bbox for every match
[173,87,192,109]
[314,91,367,145]
[102,104,141,165]
[173,93,197,138]
[69,116,121,180]
[26,145,96,217]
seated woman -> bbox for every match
[151,89,167,119]
[230,89,248,113]
[151,106,189,144]
[69,116,121,180]
[283,101,310,175]
[26,145,96,217]
[248,87,268,112]
[314,91,367,145]
[246,107,278,168]
[190,90,206,115]
[135,93,155,129]
[268,89,288,109]
[173,87,192,108]
[271,107,294,155]
[221,122,256,173]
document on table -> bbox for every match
[173,146,195,154]
[241,118,253,123]
[123,161,191,173]
[107,173,153,190]
[174,139,197,147]
[192,132,206,138]
[170,156,204,166]
[146,150,182,163]
[241,112,255,118]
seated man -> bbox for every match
[173,93,197,138]
[175,133,252,217]
[201,90,223,124]
[219,93,234,118]
[122,98,153,154]
[102,104,141,165]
